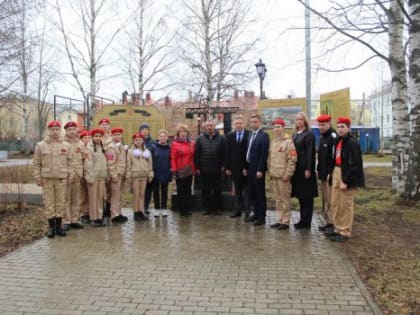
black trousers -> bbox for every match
[153,182,169,209]
[144,179,154,211]
[200,172,222,212]
[298,197,314,224]
[176,176,193,214]
[247,172,266,221]
[232,177,247,213]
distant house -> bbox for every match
[369,83,392,138]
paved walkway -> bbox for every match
[0,210,382,315]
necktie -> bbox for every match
[237,132,242,143]
[246,131,257,163]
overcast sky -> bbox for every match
[54,0,391,103]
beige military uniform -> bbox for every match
[84,144,108,221]
[269,135,297,225]
[106,142,127,218]
[64,137,86,224]
[33,136,72,218]
[126,147,154,213]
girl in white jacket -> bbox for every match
[126,133,154,221]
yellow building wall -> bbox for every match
[93,105,167,144]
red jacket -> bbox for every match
[170,138,195,172]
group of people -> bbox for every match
[33,111,364,242]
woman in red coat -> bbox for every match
[170,124,195,216]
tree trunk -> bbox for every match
[388,1,411,197]
[408,0,420,199]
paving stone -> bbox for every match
[0,210,381,315]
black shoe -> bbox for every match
[145,209,150,215]
[245,214,257,222]
[47,219,55,238]
[70,222,84,229]
[324,229,338,236]
[111,216,125,224]
[62,223,70,231]
[278,224,290,230]
[202,210,212,215]
[330,234,350,242]
[103,202,111,218]
[80,215,91,224]
[294,222,311,229]
[270,222,281,228]
[55,218,66,236]
[253,219,266,226]
[93,219,106,227]
[136,212,148,221]
[119,215,128,222]
[318,223,333,231]
[230,211,241,218]
[213,210,222,215]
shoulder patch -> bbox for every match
[289,149,297,157]
[106,152,115,161]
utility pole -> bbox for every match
[305,0,311,119]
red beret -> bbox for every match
[132,132,144,140]
[79,130,90,138]
[272,118,285,127]
[64,121,78,129]
[89,128,104,136]
[337,117,351,126]
[111,127,123,134]
[99,118,110,125]
[48,120,61,128]
[316,114,331,123]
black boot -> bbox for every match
[55,218,66,237]
[47,219,55,238]
[103,201,111,218]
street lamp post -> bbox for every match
[255,59,267,100]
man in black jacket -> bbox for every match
[225,115,250,218]
[195,120,226,215]
[327,117,364,242]
[316,114,336,231]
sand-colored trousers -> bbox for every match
[271,178,292,225]
[110,177,123,218]
[320,180,332,224]
[331,167,356,237]
[132,178,147,213]
[64,176,81,224]
[42,178,66,219]
[79,178,89,215]
[87,180,105,221]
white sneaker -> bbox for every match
[161,210,168,217]
[154,210,161,218]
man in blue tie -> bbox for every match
[244,114,270,226]
[225,115,251,218]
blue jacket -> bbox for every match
[151,142,171,183]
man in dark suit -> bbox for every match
[225,115,251,218]
[244,114,270,226]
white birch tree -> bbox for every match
[296,0,420,199]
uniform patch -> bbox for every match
[61,148,67,154]
[279,147,285,152]
[289,149,297,156]
[107,153,114,161]
[76,147,81,153]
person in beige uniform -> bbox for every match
[99,117,112,217]
[62,121,85,231]
[79,130,91,224]
[127,133,154,221]
[106,127,128,224]
[269,118,297,230]
[33,120,72,238]
[84,128,108,227]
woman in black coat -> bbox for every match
[291,112,318,229]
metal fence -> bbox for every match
[0,141,35,153]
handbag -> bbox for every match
[177,165,193,178]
